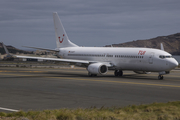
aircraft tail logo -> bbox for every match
[58,34,64,43]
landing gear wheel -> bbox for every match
[92,74,97,77]
[114,70,118,76]
[114,70,123,77]
[118,71,123,76]
[158,75,164,80]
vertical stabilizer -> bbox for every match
[53,12,78,48]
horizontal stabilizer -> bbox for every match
[22,46,59,52]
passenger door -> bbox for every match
[149,53,154,64]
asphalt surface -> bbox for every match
[0,67,180,112]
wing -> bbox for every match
[15,55,89,64]
[2,42,113,67]
[14,55,113,67]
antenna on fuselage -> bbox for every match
[160,43,164,51]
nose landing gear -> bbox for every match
[158,71,170,80]
[114,70,123,76]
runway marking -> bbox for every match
[1,70,179,77]
[3,71,178,78]
[0,73,180,88]
[0,70,87,73]
[47,77,180,88]
[0,70,43,73]
[0,107,19,112]
[0,73,39,77]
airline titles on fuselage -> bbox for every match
[138,50,146,55]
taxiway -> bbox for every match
[0,67,180,112]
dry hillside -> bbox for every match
[1,33,180,55]
[0,43,32,54]
[106,33,180,55]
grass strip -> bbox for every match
[0,101,180,120]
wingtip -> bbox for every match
[2,42,10,55]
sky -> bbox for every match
[0,0,180,50]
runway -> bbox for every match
[0,67,180,112]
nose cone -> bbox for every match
[169,59,179,69]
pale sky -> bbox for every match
[0,0,180,49]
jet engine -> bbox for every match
[133,71,151,74]
[87,63,108,75]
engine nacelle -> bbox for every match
[87,63,108,75]
[134,71,151,74]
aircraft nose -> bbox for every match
[169,59,179,69]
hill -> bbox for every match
[1,33,180,55]
[106,33,180,55]
[0,42,33,55]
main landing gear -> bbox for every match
[158,75,164,80]
[88,72,97,77]
[114,70,123,76]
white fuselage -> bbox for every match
[59,47,178,72]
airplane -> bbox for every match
[2,12,179,80]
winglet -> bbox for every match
[2,42,11,56]
[160,43,164,51]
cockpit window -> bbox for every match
[159,55,172,59]
[165,56,172,58]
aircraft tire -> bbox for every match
[114,70,123,77]
[114,70,118,76]
[158,75,163,80]
[118,71,123,76]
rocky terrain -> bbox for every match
[1,33,180,55]
[106,33,180,55]
[0,43,33,54]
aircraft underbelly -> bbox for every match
[116,59,148,71]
